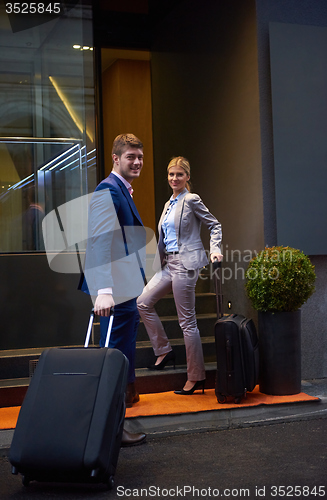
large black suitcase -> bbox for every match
[9,310,128,489]
[213,261,259,404]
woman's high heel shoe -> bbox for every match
[174,379,205,395]
[147,350,176,371]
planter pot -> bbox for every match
[258,310,301,395]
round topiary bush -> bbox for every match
[245,246,316,312]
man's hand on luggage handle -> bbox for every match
[94,294,115,316]
[211,252,223,263]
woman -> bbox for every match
[137,156,223,395]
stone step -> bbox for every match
[0,315,218,380]
[195,267,215,293]
[93,313,217,343]
[151,292,216,317]
[0,363,218,408]
[0,348,45,380]
[0,335,218,408]
[135,336,217,368]
[132,362,217,395]
[138,313,217,341]
[0,333,217,380]
[0,378,29,408]
[0,285,219,408]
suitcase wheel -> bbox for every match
[217,394,227,404]
[106,475,115,490]
[22,475,31,487]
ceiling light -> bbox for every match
[73,44,81,49]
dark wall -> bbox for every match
[269,22,327,255]
[150,0,327,378]
[255,0,327,377]
[150,0,264,321]
[0,254,92,350]
[255,0,327,247]
[151,0,264,253]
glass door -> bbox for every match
[0,1,97,253]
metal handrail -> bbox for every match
[0,137,82,144]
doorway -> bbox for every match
[100,48,155,231]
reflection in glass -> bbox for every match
[0,1,96,253]
[0,139,97,252]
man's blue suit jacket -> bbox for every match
[81,172,145,300]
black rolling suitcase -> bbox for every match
[9,309,128,489]
[213,261,259,404]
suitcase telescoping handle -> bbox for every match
[84,308,114,348]
[213,258,223,319]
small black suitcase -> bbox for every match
[9,310,128,489]
[213,261,259,404]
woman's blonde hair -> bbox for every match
[167,156,192,192]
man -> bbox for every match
[82,133,146,446]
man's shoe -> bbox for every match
[121,428,146,447]
[125,382,140,408]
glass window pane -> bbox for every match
[0,2,97,253]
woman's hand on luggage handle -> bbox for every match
[210,252,223,263]
[94,294,115,317]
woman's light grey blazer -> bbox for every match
[153,188,222,271]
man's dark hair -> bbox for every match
[112,134,143,158]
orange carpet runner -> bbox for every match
[0,386,319,430]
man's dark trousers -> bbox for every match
[100,298,139,384]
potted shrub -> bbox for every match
[245,246,316,395]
